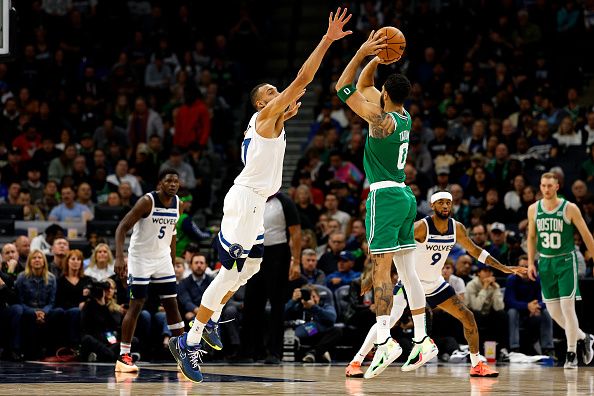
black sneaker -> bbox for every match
[564,352,578,369]
[579,333,594,365]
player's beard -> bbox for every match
[435,210,450,220]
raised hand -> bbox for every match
[283,89,305,122]
[357,30,388,58]
[326,7,353,41]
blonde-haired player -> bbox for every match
[527,172,594,368]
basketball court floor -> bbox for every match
[0,361,592,395]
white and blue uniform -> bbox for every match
[394,216,458,307]
[215,112,286,271]
[128,191,179,299]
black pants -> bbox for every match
[241,243,290,360]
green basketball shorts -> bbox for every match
[538,251,581,302]
[366,185,417,254]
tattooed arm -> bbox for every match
[455,221,519,274]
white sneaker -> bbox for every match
[448,349,469,363]
[401,337,439,372]
[364,338,402,379]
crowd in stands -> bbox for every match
[2,0,594,364]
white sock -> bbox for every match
[211,303,225,323]
[412,313,427,343]
[376,315,391,345]
[187,319,206,346]
[470,352,481,367]
[354,323,378,363]
[120,342,131,355]
[352,352,366,364]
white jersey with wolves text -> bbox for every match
[234,112,286,198]
[414,216,457,294]
[128,192,179,260]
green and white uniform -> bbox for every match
[535,199,581,302]
[364,109,416,254]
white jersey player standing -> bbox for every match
[114,168,185,373]
[349,191,525,379]
[169,7,353,383]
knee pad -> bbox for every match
[201,267,240,310]
[230,257,262,292]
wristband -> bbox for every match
[337,84,357,103]
[478,249,490,264]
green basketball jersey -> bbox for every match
[535,199,575,255]
[363,109,411,184]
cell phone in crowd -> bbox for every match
[300,288,311,301]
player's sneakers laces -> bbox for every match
[364,338,402,379]
[579,333,594,365]
[202,319,223,350]
[564,352,578,369]
[345,361,364,378]
[169,333,207,383]
[401,336,439,372]
[469,361,499,377]
[115,353,139,373]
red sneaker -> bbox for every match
[469,361,499,377]
[345,361,364,378]
[115,353,139,373]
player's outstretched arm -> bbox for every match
[259,7,352,120]
[455,221,522,275]
[336,31,393,139]
[114,196,152,278]
[526,203,538,281]
[568,203,594,258]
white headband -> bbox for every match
[431,191,453,204]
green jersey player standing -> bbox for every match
[336,31,438,379]
[527,172,594,368]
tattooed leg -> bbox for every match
[439,295,479,354]
[371,253,395,316]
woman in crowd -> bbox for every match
[85,243,115,281]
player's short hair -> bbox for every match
[250,83,268,110]
[541,172,559,183]
[384,74,411,104]
[158,168,179,181]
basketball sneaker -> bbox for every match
[169,333,207,383]
[564,352,578,369]
[579,333,594,365]
[364,338,402,379]
[202,319,223,350]
[345,361,364,378]
[115,353,139,373]
[469,361,499,377]
[401,336,439,372]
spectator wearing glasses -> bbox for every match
[318,231,346,275]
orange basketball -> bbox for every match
[376,26,406,62]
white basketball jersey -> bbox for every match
[414,216,457,293]
[234,112,287,198]
[128,192,179,260]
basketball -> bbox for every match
[376,26,406,62]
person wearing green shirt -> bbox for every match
[175,193,213,257]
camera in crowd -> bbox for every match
[90,281,111,300]
[300,288,311,301]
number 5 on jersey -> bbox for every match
[158,225,166,239]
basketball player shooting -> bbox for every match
[168,8,353,383]
[346,191,526,379]
[335,31,438,375]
